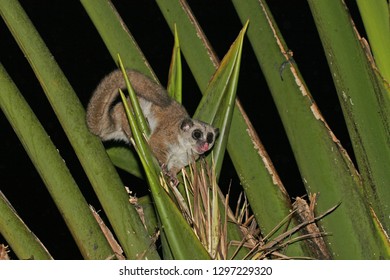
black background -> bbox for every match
[1,1,363,259]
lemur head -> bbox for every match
[179,118,219,155]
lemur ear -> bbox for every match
[180,118,194,131]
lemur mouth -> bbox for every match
[196,142,210,154]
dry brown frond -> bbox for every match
[292,195,332,259]
[153,157,338,260]
[242,198,338,260]
[179,159,228,259]
[89,205,125,260]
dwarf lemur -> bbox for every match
[86,69,218,179]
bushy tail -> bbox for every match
[86,70,124,141]
[86,70,170,142]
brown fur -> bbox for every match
[86,69,218,177]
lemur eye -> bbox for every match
[192,130,202,140]
[206,132,214,144]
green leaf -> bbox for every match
[233,0,389,259]
[118,54,150,136]
[0,0,160,260]
[80,0,157,176]
[190,23,251,259]
[106,146,143,178]
[157,0,305,257]
[167,24,183,103]
[0,64,112,259]
[0,192,53,260]
[118,60,211,260]
[357,0,390,81]
[308,0,390,246]
[81,0,155,78]
[194,21,248,179]
[82,1,211,258]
